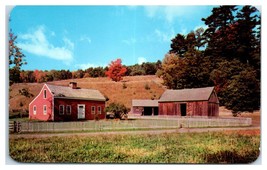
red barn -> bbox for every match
[29,82,106,121]
[158,87,219,117]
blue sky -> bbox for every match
[9,6,216,71]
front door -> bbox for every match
[78,104,85,119]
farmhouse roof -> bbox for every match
[159,87,215,102]
[132,99,159,107]
[46,84,106,101]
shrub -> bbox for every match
[122,82,127,89]
[144,83,150,90]
[104,102,130,119]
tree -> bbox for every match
[104,102,130,119]
[9,30,27,85]
[169,34,187,56]
[105,58,127,82]
[159,50,213,90]
[202,6,238,59]
[222,69,260,115]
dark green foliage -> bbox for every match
[9,30,27,85]
[104,102,130,119]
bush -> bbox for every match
[144,83,150,90]
[104,102,130,119]
[122,82,127,89]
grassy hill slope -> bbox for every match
[9,75,166,116]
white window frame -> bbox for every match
[33,105,37,115]
[91,106,95,114]
[59,105,64,115]
[43,105,47,115]
[97,106,101,114]
[43,89,47,99]
[66,105,71,115]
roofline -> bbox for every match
[159,99,209,103]
[54,97,106,102]
[29,84,54,106]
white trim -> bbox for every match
[66,105,72,115]
[91,106,96,114]
[29,84,54,106]
[33,105,37,115]
[43,105,47,115]
[97,106,101,114]
[59,105,64,115]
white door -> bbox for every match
[77,104,85,119]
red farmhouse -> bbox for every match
[29,82,106,121]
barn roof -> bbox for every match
[159,87,215,102]
[132,99,159,107]
[46,84,106,101]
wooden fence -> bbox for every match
[9,117,252,133]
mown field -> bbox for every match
[9,129,260,164]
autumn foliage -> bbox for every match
[105,58,127,82]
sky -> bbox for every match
[9,6,216,71]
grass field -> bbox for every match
[9,129,260,164]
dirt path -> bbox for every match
[9,126,260,139]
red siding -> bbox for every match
[29,84,53,121]
[159,101,209,116]
[54,99,106,121]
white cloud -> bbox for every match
[18,26,74,64]
[75,63,107,70]
[137,57,147,65]
[154,28,175,42]
[80,35,91,44]
[122,38,136,45]
[144,6,206,23]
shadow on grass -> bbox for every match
[204,149,260,164]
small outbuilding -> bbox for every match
[132,99,159,116]
[29,82,106,121]
[158,87,219,117]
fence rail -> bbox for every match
[9,117,252,133]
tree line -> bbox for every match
[11,62,162,83]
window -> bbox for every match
[91,106,95,114]
[44,89,47,99]
[97,106,101,114]
[66,105,71,115]
[43,105,47,115]
[59,105,64,115]
[33,105,37,115]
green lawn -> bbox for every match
[9,130,260,164]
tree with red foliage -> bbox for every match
[105,58,127,82]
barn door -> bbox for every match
[180,104,187,116]
[77,104,85,119]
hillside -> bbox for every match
[9,75,166,114]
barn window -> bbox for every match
[33,105,37,115]
[43,105,47,115]
[44,89,47,99]
[91,106,95,114]
[59,105,64,115]
[66,105,71,115]
[97,106,101,114]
